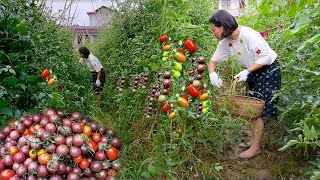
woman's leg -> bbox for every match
[95,93,102,101]
[239,117,263,158]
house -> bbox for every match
[218,0,262,17]
[71,6,117,46]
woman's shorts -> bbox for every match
[247,60,281,117]
[92,68,106,94]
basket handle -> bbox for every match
[230,78,239,94]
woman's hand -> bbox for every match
[234,69,250,82]
[209,72,223,88]
[96,79,101,86]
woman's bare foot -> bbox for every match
[239,141,252,148]
[239,148,261,159]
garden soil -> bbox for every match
[219,119,299,180]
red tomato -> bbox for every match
[0,169,15,180]
[178,48,186,55]
[184,39,197,53]
[106,147,118,161]
[187,85,199,98]
[159,34,168,43]
[92,133,101,143]
[41,69,49,79]
[8,146,19,156]
[162,103,170,113]
[38,152,51,165]
[88,140,98,152]
[107,169,117,177]
[79,158,89,169]
[196,83,203,91]
[73,155,83,163]
[181,93,188,101]
[83,125,92,138]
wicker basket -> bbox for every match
[215,78,265,120]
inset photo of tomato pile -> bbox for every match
[0,109,121,180]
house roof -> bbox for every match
[70,26,101,34]
[86,5,117,15]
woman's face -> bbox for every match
[210,26,224,40]
[80,52,86,58]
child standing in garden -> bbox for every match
[207,10,281,159]
[78,46,106,102]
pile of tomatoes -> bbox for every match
[0,109,121,180]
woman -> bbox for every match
[78,46,106,101]
[208,10,281,159]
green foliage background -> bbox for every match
[0,0,319,179]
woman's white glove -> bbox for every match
[234,69,250,82]
[209,72,223,88]
[95,79,101,86]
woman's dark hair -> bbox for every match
[78,46,90,58]
[209,10,238,38]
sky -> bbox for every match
[45,0,116,26]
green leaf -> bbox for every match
[0,107,13,116]
[150,63,160,72]
[7,77,18,86]
[147,165,159,176]
[0,86,7,98]
[16,20,28,36]
[309,126,318,141]
[297,34,320,51]
[0,98,9,107]
[140,172,152,178]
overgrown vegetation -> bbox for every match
[0,0,319,179]
[0,0,97,124]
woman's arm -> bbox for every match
[208,60,218,73]
[247,63,264,73]
[97,70,101,80]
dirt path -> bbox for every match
[220,119,298,179]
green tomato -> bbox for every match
[172,61,182,71]
[158,94,166,102]
[171,70,181,78]
[202,101,209,108]
[162,51,169,57]
[192,80,201,87]
[162,57,168,62]
[202,107,209,114]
